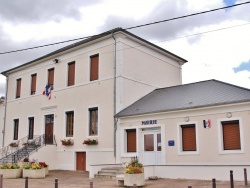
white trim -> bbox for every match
[177,121,199,155]
[217,117,244,154]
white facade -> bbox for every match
[1,29,186,171]
[117,102,250,180]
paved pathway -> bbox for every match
[2,170,248,187]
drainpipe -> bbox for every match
[112,32,117,162]
[2,75,9,147]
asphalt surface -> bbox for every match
[2,170,248,188]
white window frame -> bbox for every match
[177,121,199,155]
[121,128,138,157]
[217,117,244,154]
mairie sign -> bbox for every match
[142,120,157,125]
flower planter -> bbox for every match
[23,168,45,179]
[45,167,49,176]
[0,169,22,179]
[124,173,145,187]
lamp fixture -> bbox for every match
[53,59,60,63]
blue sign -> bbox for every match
[168,140,174,146]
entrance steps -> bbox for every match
[94,167,125,179]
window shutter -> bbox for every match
[68,62,75,86]
[222,121,241,150]
[182,125,196,151]
[127,129,136,152]
[31,74,37,94]
[90,55,99,81]
[48,68,54,86]
[16,79,21,98]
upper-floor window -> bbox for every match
[13,119,19,140]
[90,55,99,81]
[30,74,37,95]
[48,68,54,90]
[89,108,98,136]
[16,78,22,98]
[68,62,75,86]
[66,111,74,137]
[28,117,34,140]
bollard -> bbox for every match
[230,170,234,188]
[90,181,93,188]
[188,186,192,188]
[212,178,216,188]
[25,177,29,188]
[0,174,3,188]
[55,178,58,188]
[133,184,137,188]
[244,168,248,186]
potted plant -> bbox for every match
[39,162,49,176]
[61,138,74,146]
[9,141,18,147]
[22,163,45,178]
[0,163,22,178]
[82,138,98,145]
[124,158,145,187]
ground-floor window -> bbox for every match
[66,111,74,137]
[126,129,136,152]
[222,120,241,150]
[13,119,19,140]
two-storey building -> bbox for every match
[1,28,187,171]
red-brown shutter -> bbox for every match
[90,55,99,81]
[68,62,75,86]
[48,68,54,86]
[182,125,196,151]
[31,74,37,95]
[127,129,136,152]
[222,121,241,150]
[16,78,21,98]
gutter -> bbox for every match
[112,32,117,161]
[2,75,8,147]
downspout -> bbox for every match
[2,75,8,147]
[112,32,117,162]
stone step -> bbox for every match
[94,174,119,180]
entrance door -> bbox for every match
[142,131,162,165]
[76,152,86,171]
[45,114,54,144]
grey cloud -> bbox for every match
[99,0,247,42]
[0,0,101,23]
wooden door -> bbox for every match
[45,114,54,144]
[76,152,86,171]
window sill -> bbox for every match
[178,151,199,155]
[219,150,244,154]
[121,152,137,158]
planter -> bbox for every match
[18,162,30,169]
[0,169,22,179]
[61,141,74,146]
[45,167,49,176]
[124,173,145,187]
[23,168,45,179]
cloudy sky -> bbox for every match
[0,0,249,96]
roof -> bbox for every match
[1,27,187,76]
[115,79,250,117]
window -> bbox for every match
[222,120,241,150]
[89,108,98,135]
[126,129,136,152]
[30,74,37,95]
[181,124,196,151]
[68,62,75,86]
[66,111,74,137]
[90,55,99,81]
[28,117,34,140]
[16,78,21,98]
[13,119,19,140]
[48,68,54,89]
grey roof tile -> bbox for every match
[116,79,250,117]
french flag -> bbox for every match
[42,84,51,99]
[203,119,211,128]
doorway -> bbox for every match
[45,114,54,144]
[76,152,86,171]
[141,129,162,165]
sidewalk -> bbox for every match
[2,170,247,188]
